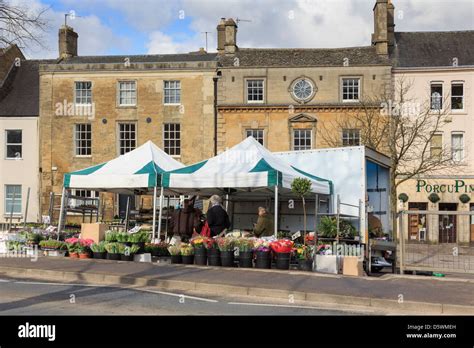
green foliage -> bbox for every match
[129,232,150,243]
[116,232,129,243]
[235,238,254,252]
[398,193,409,203]
[25,232,43,245]
[39,240,66,250]
[318,217,357,239]
[459,194,470,204]
[105,231,118,242]
[104,242,120,254]
[291,178,312,197]
[428,193,441,203]
[90,241,106,253]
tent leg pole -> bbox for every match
[152,187,157,241]
[57,187,66,240]
[274,185,278,238]
[157,187,164,242]
[165,196,170,241]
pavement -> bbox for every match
[0,255,474,315]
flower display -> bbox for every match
[235,238,254,252]
[190,235,214,249]
[180,243,194,256]
[65,238,94,254]
[296,244,314,260]
[316,244,333,255]
[216,237,235,252]
[167,245,181,256]
[270,239,294,253]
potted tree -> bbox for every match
[216,237,235,267]
[291,178,312,245]
[180,243,194,264]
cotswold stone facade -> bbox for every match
[39,33,218,219]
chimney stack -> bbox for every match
[217,18,237,55]
[59,25,78,59]
[372,0,389,55]
[387,0,395,47]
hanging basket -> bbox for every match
[459,194,471,204]
[428,193,440,204]
[398,193,409,203]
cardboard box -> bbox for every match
[80,223,107,243]
[343,256,364,276]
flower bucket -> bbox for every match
[182,255,194,264]
[207,249,221,266]
[120,254,134,262]
[133,242,145,254]
[92,252,106,259]
[275,252,291,270]
[238,251,253,268]
[171,255,182,264]
[106,253,120,261]
[298,259,313,272]
[194,247,207,266]
[255,251,271,269]
[220,250,235,267]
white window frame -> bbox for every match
[430,83,443,110]
[5,184,22,215]
[451,132,464,163]
[342,129,360,146]
[451,82,464,111]
[341,77,360,102]
[163,123,181,157]
[5,129,22,160]
[74,81,92,105]
[246,129,264,146]
[292,129,312,151]
[163,80,181,105]
[74,124,92,157]
[69,189,98,209]
[118,81,137,106]
[246,79,265,104]
[117,123,137,155]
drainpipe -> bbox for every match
[213,76,218,156]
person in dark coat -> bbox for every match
[253,207,274,237]
[206,195,231,237]
[170,199,202,242]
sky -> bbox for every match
[9,0,474,59]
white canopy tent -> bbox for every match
[59,140,184,238]
[159,137,333,236]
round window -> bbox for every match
[291,78,315,102]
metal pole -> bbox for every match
[57,187,67,239]
[7,190,16,233]
[165,196,170,241]
[274,185,278,238]
[124,196,130,231]
[225,194,229,211]
[23,187,30,227]
[314,194,319,232]
[358,199,363,242]
[152,186,158,240]
[157,186,164,241]
[336,194,340,241]
[399,212,405,274]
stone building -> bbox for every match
[39,26,218,220]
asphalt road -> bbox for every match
[0,277,374,315]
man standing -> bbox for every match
[170,199,202,242]
[253,207,274,237]
[206,195,231,237]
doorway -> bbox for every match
[438,203,457,243]
[408,202,427,241]
[118,194,136,219]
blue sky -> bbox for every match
[14,0,474,59]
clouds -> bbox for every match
[13,0,474,59]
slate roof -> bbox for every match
[0,59,54,117]
[391,31,474,68]
[218,46,391,67]
[59,53,218,64]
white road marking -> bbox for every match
[0,279,11,282]
[227,301,375,313]
[140,288,219,303]
[14,280,107,287]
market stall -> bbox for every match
[58,140,184,238]
[160,137,333,236]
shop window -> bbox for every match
[293,129,312,151]
[246,79,264,103]
[342,129,360,146]
[163,123,181,156]
[246,129,264,145]
[430,133,442,159]
[5,185,21,214]
[451,83,464,110]
[451,133,464,162]
[118,123,136,155]
[74,124,91,156]
[430,83,442,110]
[5,129,22,159]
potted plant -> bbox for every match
[236,238,254,268]
[39,240,67,257]
[90,241,107,259]
[270,239,294,270]
[116,232,130,246]
[168,245,182,264]
[205,239,220,266]
[296,244,314,271]
[145,242,170,257]
[76,238,94,259]
[105,231,118,242]
[190,235,209,266]
[24,232,43,256]
[119,244,140,261]
[291,178,312,245]
[129,231,150,253]
[253,239,271,269]
[105,242,121,260]
[180,243,194,264]
[216,237,235,267]
[65,237,79,258]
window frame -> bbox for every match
[451,132,464,163]
[430,133,443,159]
[451,82,464,111]
[430,83,443,110]
[163,80,181,105]
[245,129,265,146]
[74,81,93,106]
[292,128,313,151]
[5,129,22,160]
[4,184,22,215]
[163,123,181,157]
[69,189,99,210]
[342,128,361,146]
[117,122,137,156]
[74,124,92,157]
[245,78,265,104]
[117,80,137,107]
[341,77,361,102]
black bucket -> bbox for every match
[120,254,134,262]
[171,255,182,264]
[106,253,120,261]
[182,255,194,264]
[220,250,235,267]
[194,248,207,266]
[92,252,106,259]
[238,251,253,268]
[275,252,291,270]
[207,249,221,266]
[298,259,313,271]
[255,251,271,269]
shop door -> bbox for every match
[439,203,457,243]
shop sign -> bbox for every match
[416,179,474,194]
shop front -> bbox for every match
[398,177,474,245]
